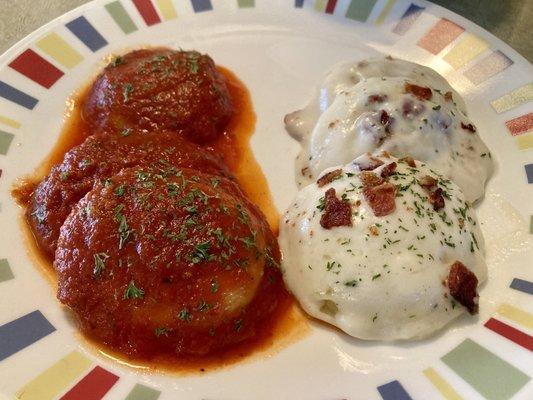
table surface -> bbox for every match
[0,0,531,62]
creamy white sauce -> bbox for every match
[279,153,487,340]
[285,57,493,203]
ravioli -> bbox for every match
[285,57,493,203]
[56,166,285,358]
[279,153,487,340]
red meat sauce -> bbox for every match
[12,48,305,373]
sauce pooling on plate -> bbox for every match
[14,48,295,369]
[285,57,493,203]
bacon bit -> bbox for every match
[461,122,476,133]
[363,182,397,217]
[428,187,445,211]
[447,261,479,314]
[354,156,384,171]
[380,162,397,178]
[368,94,388,103]
[380,110,393,133]
[380,150,391,158]
[385,55,393,61]
[317,169,343,187]
[458,218,465,228]
[402,99,425,118]
[328,120,339,129]
[444,91,453,102]
[357,60,369,68]
[400,156,416,168]
[320,188,352,229]
[418,175,444,211]
[361,172,396,216]
[360,171,384,187]
[301,167,312,178]
[369,225,379,236]
[418,175,438,190]
[419,175,444,210]
[405,83,432,101]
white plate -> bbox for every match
[0,1,532,399]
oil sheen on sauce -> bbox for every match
[13,66,308,374]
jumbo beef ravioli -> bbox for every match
[28,130,230,256]
[56,166,286,358]
[83,49,234,144]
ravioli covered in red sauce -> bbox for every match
[83,49,234,144]
[27,130,231,257]
[56,166,287,359]
[13,47,298,369]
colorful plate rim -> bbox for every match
[0,1,531,399]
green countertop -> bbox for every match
[0,0,531,61]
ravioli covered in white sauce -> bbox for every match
[285,57,493,203]
[279,153,486,340]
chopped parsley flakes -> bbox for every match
[234,319,243,332]
[122,83,134,102]
[154,327,172,337]
[317,196,326,211]
[111,56,123,67]
[188,241,215,264]
[114,185,125,197]
[197,299,213,312]
[123,280,144,299]
[177,308,192,322]
[114,204,133,249]
[188,59,199,74]
[93,252,109,276]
